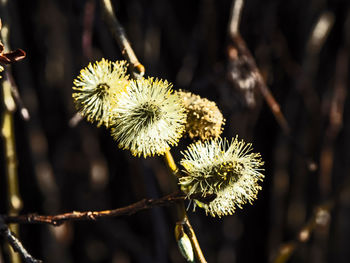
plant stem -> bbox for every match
[100,0,145,79]
[228,0,245,37]
[0,218,41,263]
[164,150,179,177]
[1,78,22,263]
[3,192,185,225]
[164,150,207,263]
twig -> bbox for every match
[318,10,349,197]
[227,34,290,134]
[164,151,207,261]
[1,77,23,213]
[100,0,145,79]
[1,71,22,263]
[183,215,207,263]
[68,112,83,127]
[296,12,334,118]
[272,200,333,263]
[0,218,42,263]
[272,174,350,263]
[227,32,317,170]
[164,150,180,177]
[3,192,185,226]
[227,0,290,133]
[6,71,30,121]
[228,0,245,37]
[319,47,348,197]
[164,151,207,263]
[306,12,334,57]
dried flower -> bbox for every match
[110,77,186,158]
[72,59,129,127]
[177,90,224,140]
[179,137,264,217]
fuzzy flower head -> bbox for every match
[177,90,225,140]
[179,136,264,217]
[110,77,186,158]
[72,59,129,127]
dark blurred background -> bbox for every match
[1,0,350,262]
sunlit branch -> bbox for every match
[3,192,185,226]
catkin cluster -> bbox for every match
[72,58,264,217]
[73,59,186,157]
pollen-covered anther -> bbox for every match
[176,90,225,140]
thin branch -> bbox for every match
[228,0,245,37]
[227,34,318,170]
[6,71,30,121]
[0,24,23,215]
[164,150,180,177]
[272,175,350,263]
[0,218,42,263]
[227,34,290,134]
[68,112,83,127]
[100,0,145,78]
[164,151,207,263]
[319,47,348,196]
[272,201,333,263]
[3,192,185,226]
[183,215,207,263]
[296,11,334,118]
[1,70,22,263]
[306,12,335,56]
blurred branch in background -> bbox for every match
[319,14,348,198]
[319,47,348,196]
[300,11,334,118]
[294,11,335,165]
[272,200,333,263]
[227,0,290,135]
[0,5,26,261]
[1,73,22,263]
[5,72,29,121]
[272,173,350,263]
[271,10,340,263]
[228,0,244,38]
[227,0,317,172]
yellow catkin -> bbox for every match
[177,90,224,140]
[110,77,186,158]
[179,136,264,217]
[72,59,129,127]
